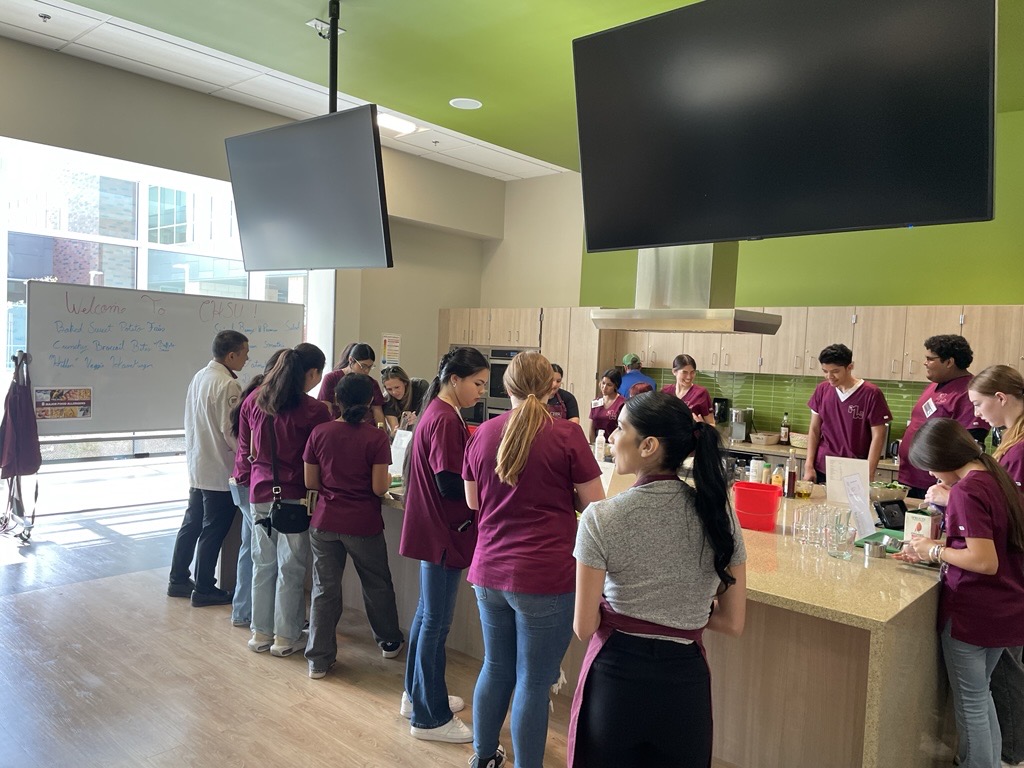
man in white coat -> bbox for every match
[168,330,249,606]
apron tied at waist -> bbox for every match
[567,598,707,767]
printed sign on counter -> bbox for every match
[825,456,875,537]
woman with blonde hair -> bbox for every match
[463,351,606,768]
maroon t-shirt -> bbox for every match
[589,395,625,437]
[463,413,602,594]
[238,390,332,502]
[899,376,989,489]
[398,398,477,568]
[660,383,712,418]
[303,420,391,536]
[317,369,386,420]
[232,442,251,487]
[938,470,1024,647]
[999,441,1024,486]
[807,380,892,474]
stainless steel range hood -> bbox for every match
[590,242,781,335]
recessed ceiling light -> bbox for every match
[449,98,483,110]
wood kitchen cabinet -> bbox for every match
[466,308,490,346]
[489,308,517,345]
[612,331,649,365]
[682,333,723,372]
[804,306,855,373]
[567,307,604,437]
[540,307,571,367]
[852,306,907,381]
[901,305,963,382]
[719,308,764,373]
[513,308,541,347]
[447,307,471,346]
[647,332,686,369]
[760,306,808,376]
[962,305,1024,373]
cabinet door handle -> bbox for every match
[516,330,520,343]
[712,353,719,367]
[794,355,801,369]
[508,330,512,342]
[651,351,656,363]
[724,353,730,367]
[908,359,917,374]
[891,359,898,374]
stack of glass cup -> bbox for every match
[794,504,854,560]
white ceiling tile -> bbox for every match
[227,74,335,116]
[0,0,103,41]
[73,22,261,86]
[64,42,224,93]
[395,129,472,153]
[379,135,431,156]
[430,152,514,180]
[0,20,69,47]
[441,145,558,178]
[213,87,316,121]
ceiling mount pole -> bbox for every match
[328,0,340,113]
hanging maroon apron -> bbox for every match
[567,599,708,767]
[548,391,568,420]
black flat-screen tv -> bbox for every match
[573,0,996,252]
[225,104,393,271]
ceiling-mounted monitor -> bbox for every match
[225,104,393,270]
[573,0,996,252]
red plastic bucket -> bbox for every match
[733,481,783,532]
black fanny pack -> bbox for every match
[254,415,311,534]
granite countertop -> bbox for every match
[386,463,938,630]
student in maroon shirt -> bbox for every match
[302,372,403,679]
[228,349,286,630]
[660,354,714,423]
[803,344,892,483]
[237,343,331,658]
[316,342,386,426]
[589,369,625,444]
[925,364,1024,765]
[900,418,1024,768]
[398,347,490,744]
[464,352,605,768]
[899,335,990,497]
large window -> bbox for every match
[1,137,329,376]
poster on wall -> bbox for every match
[382,333,401,365]
[34,387,93,420]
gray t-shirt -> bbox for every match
[574,480,747,631]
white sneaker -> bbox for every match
[410,715,473,743]
[248,633,272,653]
[270,631,307,657]
[400,690,466,718]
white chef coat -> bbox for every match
[184,360,242,491]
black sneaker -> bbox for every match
[190,587,233,607]
[469,745,508,768]
[381,640,404,659]
[167,579,195,598]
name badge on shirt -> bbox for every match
[592,398,603,409]
[922,398,937,418]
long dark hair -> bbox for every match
[336,372,374,425]
[624,391,736,588]
[256,342,326,415]
[347,343,376,368]
[230,348,286,437]
[333,342,357,372]
[909,417,1024,552]
[601,368,622,390]
[422,347,490,411]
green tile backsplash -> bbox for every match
[648,368,927,440]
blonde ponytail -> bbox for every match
[495,352,555,486]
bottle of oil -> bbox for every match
[784,449,798,498]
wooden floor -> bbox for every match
[0,508,574,768]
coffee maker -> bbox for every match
[712,397,730,425]
[729,408,751,442]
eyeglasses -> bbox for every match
[353,360,374,372]
[924,355,941,362]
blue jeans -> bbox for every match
[942,621,1004,768]
[472,587,575,768]
[251,501,310,643]
[404,559,463,729]
[231,486,253,626]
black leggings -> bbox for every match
[577,631,712,768]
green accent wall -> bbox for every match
[581,110,1024,307]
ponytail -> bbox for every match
[231,349,289,436]
[256,343,325,415]
[335,372,374,425]
[625,392,735,588]
[496,352,555,485]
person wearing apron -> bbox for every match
[572,391,747,768]
[547,363,580,424]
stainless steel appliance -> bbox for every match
[448,344,539,423]
[729,407,752,443]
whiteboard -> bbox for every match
[27,281,304,435]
